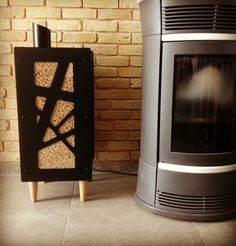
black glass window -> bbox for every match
[172,55,236,153]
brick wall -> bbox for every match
[0,0,142,170]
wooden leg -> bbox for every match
[29,182,38,203]
[79,181,88,202]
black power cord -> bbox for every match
[92,168,137,176]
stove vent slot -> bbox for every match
[162,5,236,33]
[156,191,236,212]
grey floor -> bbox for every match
[0,172,236,246]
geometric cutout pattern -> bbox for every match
[36,115,40,124]
[35,96,46,124]
[43,127,57,142]
[34,62,76,169]
[59,115,74,134]
[35,96,46,111]
[50,100,74,127]
[66,135,75,147]
[61,62,74,92]
[34,62,58,88]
[38,141,75,169]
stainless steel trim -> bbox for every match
[158,162,236,174]
[162,33,236,42]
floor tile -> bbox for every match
[0,176,75,245]
[193,219,236,233]
[197,232,236,245]
[193,219,236,245]
[1,173,236,246]
[63,173,202,245]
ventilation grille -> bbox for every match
[156,191,236,212]
[162,5,236,33]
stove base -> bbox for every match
[134,192,236,221]
[135,160,236,221]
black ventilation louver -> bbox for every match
[162,5,236,33]
[156,191,236,212]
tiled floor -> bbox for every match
[0,172,236,246]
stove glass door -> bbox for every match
[172,55,236,153]
[159,41,236,165]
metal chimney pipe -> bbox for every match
[32,23,51,48]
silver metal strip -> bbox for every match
[162,33,236,42]
[158,162,236,174]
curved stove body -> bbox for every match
[135,0,236,221]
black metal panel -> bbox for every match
[14,47,94,182]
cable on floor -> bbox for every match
[92,168,137,176]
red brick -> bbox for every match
[131,151,140,161]
[128,131,140,140]
[94,67,118,78]
[4,141,19,152]
[111,89,141,99]
[119,0,138,8]
[0,88,6,98]
[0,141,3,151]
[63,32,96,43]
[118,67,141,78]
[112,100,141,109]
[131,110,141,119]
[0,99,5,109]
[94,100,111,110]
[98,151,130,161]
[130,78,141,88]
[47,0,82,7]
[83,0,118,8]
[87,44,117,55]
[0,152,20,162]
[95,121,115,130]
[0,76,15,87]
[0,120,10,130]
[116,120,140,130]
[0,7,25,18]
[107,141,139,150]
[9,0,44,5]
[94,89,110,99]
[98,110,131,120]
[97,78,129,89]
[0,109,17,119]
[62,8,96,19]
[0,131,19,140]
[95,141,106,151]
[98,9,132,20]
[95,131,128,141]
[96,56,129,67]
[98,33,131,44]
[27,7,61,18]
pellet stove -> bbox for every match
[135,0,236,221]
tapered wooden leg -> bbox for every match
[29,182,38,203]
[79,181,88,202]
